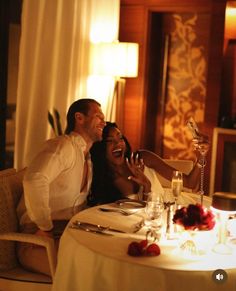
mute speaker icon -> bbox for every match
[212,269,227,284]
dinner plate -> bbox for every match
[115,198,146,210]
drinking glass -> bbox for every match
[193,138,209,205]
[144,192,164,233]
[171,171,183,209]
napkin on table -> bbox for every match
[74,204,145,234]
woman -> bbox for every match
[89,122,165,205]
[89,122,202,205]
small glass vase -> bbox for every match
[178,229,216,256]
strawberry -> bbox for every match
[127,242,143,256]
[139,239,148,249]
[145,243,161,256]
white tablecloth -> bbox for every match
[52,193,236,291]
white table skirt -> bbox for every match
[52,193,236,291]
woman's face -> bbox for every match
[105,127,126,166]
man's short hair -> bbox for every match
[65,98,100,134]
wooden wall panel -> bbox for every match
[119,5,147,150]
[119,0,226,193]
[201,0,226,193]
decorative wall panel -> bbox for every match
[163,13,209,159]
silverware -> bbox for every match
[115,199,146,208]
[70,220,144,235]
[73,221,125,233]
[70,223,113,236]
[99,207,134,216]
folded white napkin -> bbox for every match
[74,204,145,233]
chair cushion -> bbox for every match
[0,266,52,283]
[0,169,25,270]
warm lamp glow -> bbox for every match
[90,42,139,77]
[88,41,139,128]
[211,192,236,254]
[225,1,236,39]
[87,75,116,120]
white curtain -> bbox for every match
[15,0,120,170]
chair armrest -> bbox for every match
[0,232,57,279]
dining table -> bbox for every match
[52,192,236,291]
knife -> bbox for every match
[73,220,126,233]
[70,223,113,236]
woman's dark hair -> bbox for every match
[65,98,100,134]
[88,122,132,205]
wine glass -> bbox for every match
[144,192,164,237]
[193,137,209,205]
[171,171,183,209]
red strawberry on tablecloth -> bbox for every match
[145,243,161,256]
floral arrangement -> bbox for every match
[127,239,161,257]
[173,203,215,231]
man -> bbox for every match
[17,98,105,276]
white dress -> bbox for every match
[127,166,164,200]
[144,166,164,195]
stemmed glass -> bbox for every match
[144,192,164,240]
[193,138,209,205]
[187,117,209,205]
[171,170,183,210]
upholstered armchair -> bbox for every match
[0,168,56,291]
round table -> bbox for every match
[52,192,236,291]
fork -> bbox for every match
[99,207,134,216]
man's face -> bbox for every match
[83,103,105,142]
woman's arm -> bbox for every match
[138,149,200,192]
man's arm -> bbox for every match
[23,138,74,231]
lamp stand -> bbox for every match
[213,212,232,255]
[110,78,126,131]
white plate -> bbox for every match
[115,199,146,210]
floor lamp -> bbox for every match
[211,192,236,254]
[224,1,236,52]
[91,41,139,129]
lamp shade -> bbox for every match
[225,1,236,39]
[212,192,236,211]
[91,42,139,77]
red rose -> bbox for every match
[200,211,216,230]
[173,203,215,231]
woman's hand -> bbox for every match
[126,152,151,193]
[192,133,210,157]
